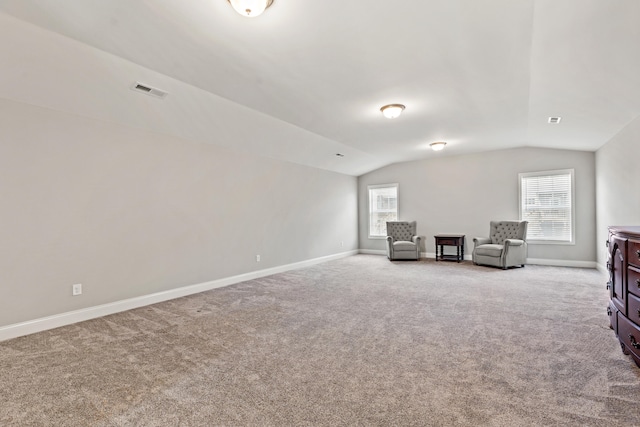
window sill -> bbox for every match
[527,240,575,246]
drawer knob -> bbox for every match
[607,306,612,316]
[606,281,611,290]
[637,249,640,258]
[636,279,640,288]
[629,334,640,349]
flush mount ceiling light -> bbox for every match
[380,104,405,119]
[430,141,447,151]
[548,116,562,124]
[227,0,273,17]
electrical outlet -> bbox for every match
[72,284,82,296]
[256,255,261,262]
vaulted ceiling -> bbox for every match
[1,0,639,175]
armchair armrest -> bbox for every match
[386,236,394,243]
[504,239,524,246]
[473,237,491,246]
[412,235,421,244]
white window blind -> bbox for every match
[519,169,574,243]
[368,184,398,237]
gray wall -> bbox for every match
[0,98,358,327]
[595,115,640,268]
[358,147,596,265]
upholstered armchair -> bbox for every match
[473,221,528,269]
[386,221,421,260]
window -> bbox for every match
[368,184,398,238]
[519,169,574,244]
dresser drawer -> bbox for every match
[628,293,640,325]
[629,266,640,298]
[628,239,640,268]
[437,238,459,246]
[616,313,640,365]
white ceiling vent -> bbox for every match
[548,117,562,124]
[131,82,168,99]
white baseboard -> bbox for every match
[1,249,600,342]
[0,250,358,342]
[525,258,598,269]
[358,249,596,268]
[596,263,608,274]
[358,249,386,256]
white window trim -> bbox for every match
[368,183,399,239]
[518,169,575,245]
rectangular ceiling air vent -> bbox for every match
[548,117,562,124]
[131,82,168,99]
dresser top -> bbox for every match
[609,226,640,238]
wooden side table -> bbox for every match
[434,234,465,262]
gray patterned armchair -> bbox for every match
[472,220,528,269]
[386,221,421,260]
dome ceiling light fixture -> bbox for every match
[380,104,405,119]
[430,141,447,151]
[227,0,273,18]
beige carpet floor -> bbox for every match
[1,255,640,426]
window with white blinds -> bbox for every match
[368,184,398,238]
[519,169,575,244]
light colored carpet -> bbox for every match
[2,255,639,426]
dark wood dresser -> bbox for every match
[607,226,640,367]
